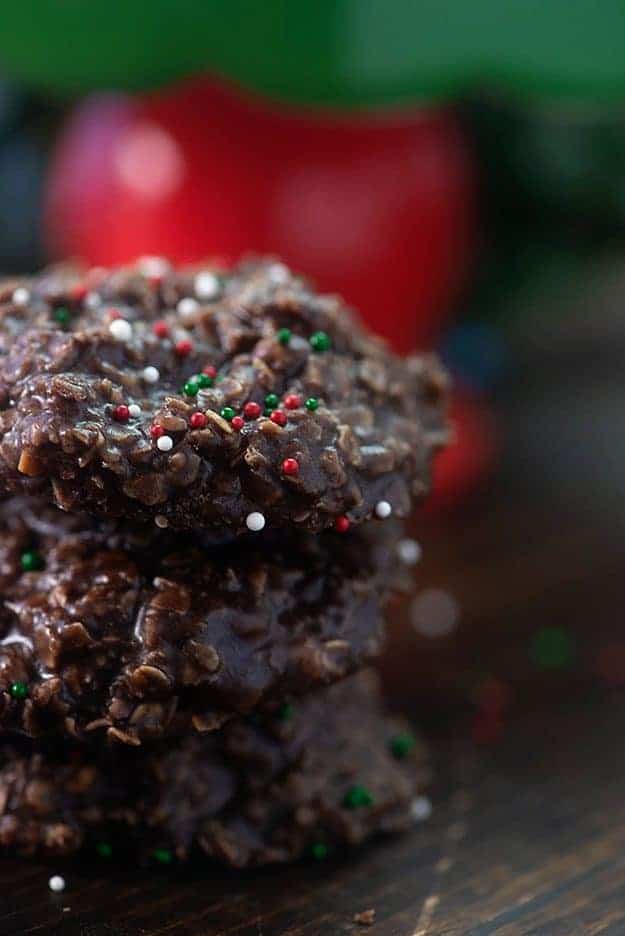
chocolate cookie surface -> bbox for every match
[0,496,407,744]
[0,259,448,533]
[0,672,430,867]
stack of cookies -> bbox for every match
[0,259,448,867]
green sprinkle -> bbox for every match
[53,307,71,325]
[309,331,331,353]
[530,627,574,670]
[310,842,329,860]
[343,784,374,809]
[153,848,173,865]
[9,681,28,700]
[96,842,113,859]
[183,379,200,397]
[264,407,273,417]
[21,550,44,573]
[196,373,213,389]
[220,406,236,421]
[278,703,294,722]
[264,393,279,409]
[305,397,319,412]
[277,327,292,346]
[390,732,415,759]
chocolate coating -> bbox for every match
[0,496,407,744]
[0,672,430,866]
[0,259,449,533]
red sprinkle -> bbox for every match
[270,409,287,427]
[284,393,302,410]
[112,404,130,423]
[243,401,262,420]
[189,412,207,429]
[108,308,122,320]
[153,320,169,339]
[70,283,88,301]
[335,515,350,533]
[231,415,245,431]
[282,457,299,476]
[202,364,217,378]
[175,339,192,356]
[150,424,165,439]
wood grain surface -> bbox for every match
[0,340,622,936]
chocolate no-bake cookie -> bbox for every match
[0,496,408,744]
[0,259,449,533]
[0,672,430,866]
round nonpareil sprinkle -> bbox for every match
[177,297,200,319]
[282,457,299,476]
[150,424,164,439]
[189,412,207,429]
[264,393,279,409]
[335,515,350,533]
[11,287,30,307]
[48,875,66,893]
[284,393,302,410]
[343,785,374,809]
[128,404,141,418]
[305,397,319,412]
[244,401,261,419]
[9,681,28,700]
[277,327,292,346]
[309,331,332,352]
[231,415,245,431]
[157,435,174,452]
[142,366,160,384]
[53,307,71,325]
[246,512,266,532]
[112,404,130,422]
[21,550,44,572]
[175,338,192,356]
[397,538,422,565]
[220,406,236,422]
[109,318,132,342]
[375,500,392,519]
[153,320,169,339]
[270,410,287,427]
[195,271,220,300]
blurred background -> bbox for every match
[0,0,623,745]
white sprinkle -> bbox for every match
[268,262,289,284]
[49,875,66,893]
[142,365,160,384]
[12,287,30,307]
[411,589,459,638]
[246,512,266,532]
[109,318,133,342]
[397,538,422,565]
[194,271,220,300]
[128,404,142,418]
[85,291,102,310]
[375,500,392,519]
[157,435,173,452]
[411,796,433,822]
[155,515,169,528]
[177,297,200,320]
[138,256,169,278]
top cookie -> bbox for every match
[0,258,449,533]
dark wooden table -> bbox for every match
[1,336,623,935]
